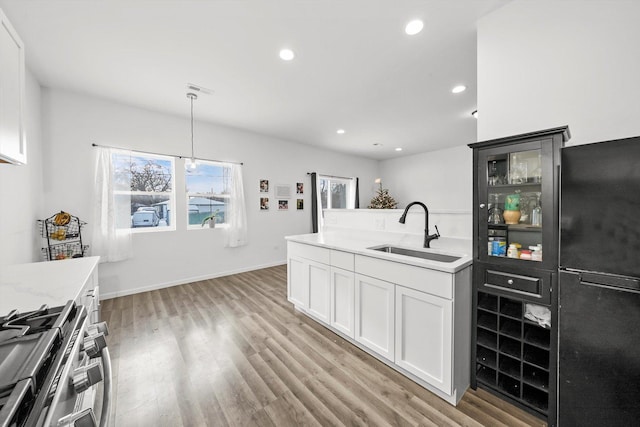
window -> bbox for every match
[112,151,175,231]
[319,176,355,209]
[186,160,231,227]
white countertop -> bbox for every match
[0,256,100,315]
[285,230,472,273]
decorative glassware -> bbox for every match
[488,193,503,224]
[531,193,542,227]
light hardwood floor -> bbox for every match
[101,265,546,427]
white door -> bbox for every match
[395,286,452,394]
[330,267,354,338]
[355,274,395,361]
[307,260,330,324]
[287,256,308,308]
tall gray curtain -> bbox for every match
[311,172,319,233]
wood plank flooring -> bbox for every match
[101,265,546,427]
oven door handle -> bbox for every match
[99,347,112,427]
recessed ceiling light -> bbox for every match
[336,129,345,134]
[452,85,466,94]
[472,110,478,118]
[279,48,295,61]
[395,147,403,152]
[405,19,424,35]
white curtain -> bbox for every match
[92,147,133,262]
[224,163,248,247]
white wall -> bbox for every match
[0,69,43,267]
[40,88,378,298]
[378,144,472,210]
[477,0,640,144]
[377,144,473,238]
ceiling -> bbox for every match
[0,0,510,160]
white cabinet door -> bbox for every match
[395,285,452,394]
[355,274,395,361]
[0,9,26,165]
[288,256,308,308]
[330,267,354,338]
[307,260,330,324]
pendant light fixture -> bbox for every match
[186,92,198,170]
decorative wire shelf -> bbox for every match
[38,212,89,261]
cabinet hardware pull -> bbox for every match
[479,204,486,208]
[507,279,514,285]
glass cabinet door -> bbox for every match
[478,140,552,265]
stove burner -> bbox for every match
[1,304,75,341]
[0,305,51,342]
[0,301,81,427]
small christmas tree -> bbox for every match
[368,179,397,209]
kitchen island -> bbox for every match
[286,230,472,405]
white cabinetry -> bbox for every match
[287,256,308,307]
[330,267,354,338]
[395,285,452,394]
[0,8,26,165]
[286,238,471,405]
[287,242,331,324]
[355,274,395,361]
[307,260,330,323]
[287,255,330,323]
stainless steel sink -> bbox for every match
[368,245,461,262]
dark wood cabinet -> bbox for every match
[468,126,569,426]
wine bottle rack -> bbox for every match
[475,291,551,415]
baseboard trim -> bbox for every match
[100,260,287,300]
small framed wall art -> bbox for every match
[260,179,269,193]
[278,200,289,211]
[260,197,269,210]
[275,184,291,198]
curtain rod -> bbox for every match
[306,172,353,180]
[91,143,243,165]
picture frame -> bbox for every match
[260,197,269,210]
[296,182,304,194]
[260,179,269,193]
[296,199,304,210]
[278,200,289,211]
[275,184,291,198]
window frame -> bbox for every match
[112,150,176,233]
[185,159,232,230]
[319,175,355,210]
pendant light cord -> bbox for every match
[188,92,197,162]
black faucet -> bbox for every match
[399,201,440,248]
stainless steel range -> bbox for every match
[0,300,111,427]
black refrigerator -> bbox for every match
[559,136,640,426]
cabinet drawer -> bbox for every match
[476,262,551,304]
[355,255,452,299]
[288,241,331,265]
[486,270,540,294]
[331,250,354,271]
